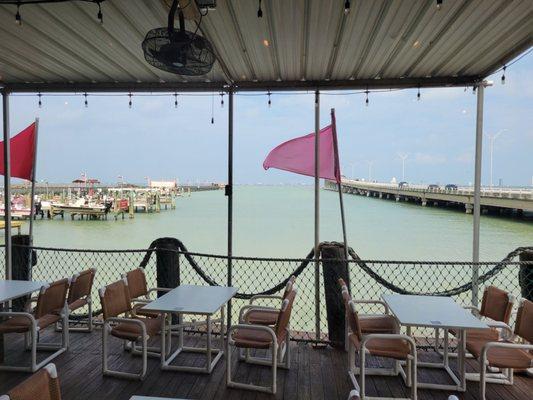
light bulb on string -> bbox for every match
[128,92,132,108]
[220,93,224,108]
[501,66,506,85]
[436,0,443,10]
[268,91,271,108]
[174,93,178,108]
[84,93,88,107]
[365,90,369,107]
[211,91,215,124]
[38,93,42,108]
[417,86,421,101]
[257,0,263,18]
[97,1,103,24]
[344,0,350,14]
[15,5,21,26]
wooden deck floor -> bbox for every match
[0,329,531,400]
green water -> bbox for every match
[25,186,532,261]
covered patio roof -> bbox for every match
[0,0,531,92]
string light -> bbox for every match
[436,0,443,10]
[417,86,421,101]
[220,93,224,108]
[15,4,21,26]
[84,92,88,107]
[174,92,178,108]
[37,92,42,108]
[128,92,132,108]
[267,91,271,107]
[257,0,263,18]
[96,1,103,24]
[501,65,506,85]
[472,86,477,94]
[365,89,369,106]
[344,0,350,14]
[211,91,214,124]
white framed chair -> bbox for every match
[227,288,297,394]
[99,278,169,380]
[58,268,96,332]
[0,279,69,372]
[0,363,61,400]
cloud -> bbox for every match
[413,152,447,165]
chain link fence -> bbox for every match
[0,244,531,346]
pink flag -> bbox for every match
[263,124,341,183]
[0,122,37,181]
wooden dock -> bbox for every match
[0,329,530,400]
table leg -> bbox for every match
[160,312,167,367]
[443,328,449,368]
[206,315,212,372]
[459,329,466,391]
[0,302,4,363]
[220,305,225,357]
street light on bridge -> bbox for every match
[487,129,507,188]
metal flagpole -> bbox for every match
[314,90,321,342]
[2,90,12,280]
[226,89,234,329]
[330,109,349,277]
[28,118,39,279]
[472,81,489,306]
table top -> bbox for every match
[382,294,488,330]
[142,285,237,315]
[0,280,47,303]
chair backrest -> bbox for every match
[281,275,296,299]
[99,279,132,319]
[514,299,533,344]
[4,363,60,400]
[125,268,148,299]
[275,288,297,337]
[34,279,69,319]
[68,268,96,304]
[347,300,363,341]
[479,285,514,323]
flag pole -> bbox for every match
[331,109,349,283]
[28,118,39,276]
[314,90,321,343]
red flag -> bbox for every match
[0,122,37,181]
[263,124,341,183]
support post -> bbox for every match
[472,81,488,305]
[314,90,320,342]
[226,89,234,329]
[2,90,11,280]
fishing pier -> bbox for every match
[326,179,533,216]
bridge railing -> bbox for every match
[1,245,531,347]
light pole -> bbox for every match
[349,162,357,180]
[367,161,374,181]
[397,153,408,181]
[487,129,507,188]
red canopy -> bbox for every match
[0,122,37,181]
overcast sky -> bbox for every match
[2,53,532,187]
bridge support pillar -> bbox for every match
[433,201,438,206]
[465,203,473,214]
[366,192,370,197]
[379,192,383,199]
[395,196,400,202]
[421,199,427,207]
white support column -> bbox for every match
[226,89,234,329]
[472,81,491,305]
[2,90,11,280]
[314,90,320,342]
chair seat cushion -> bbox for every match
[349,333,412,360]
[244,309,279,326]
[68,298,88,311]
[111,316,162,341]
[0,314,61,334]
[132,303,160,319]
[232,328,285,349]
[450,327,500,341]
[466,338,533,369]
[360,314,397,334]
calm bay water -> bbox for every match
[26,186,532,261]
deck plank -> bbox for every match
[0,329,531,400]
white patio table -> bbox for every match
[382,294,487,392]
[142,285,237,374]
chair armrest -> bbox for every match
[104,317,147,336]
[485,321,514,339]
[0,311,37,329]
[481,341,533,365]
[147,287,172,295]
[238,305,278,323]
[360,333,417,358]
[463,305,481,317]
[249,295,283,305]
[353,299,389,314]
[227,324,277,345]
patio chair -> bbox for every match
[99,278,169,380]
[435,285,515,357]
[124,268,171,319]
[0,278,69,372]
[227,288,297,394]
[0,363,61,400]
[338,279,398,350]
[57,268,96,332]
[239,275,296,326]
[345,297,417,400]
[465,298,533,400]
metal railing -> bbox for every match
[1,244,531,345]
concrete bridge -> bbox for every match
[325,179,533,216]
